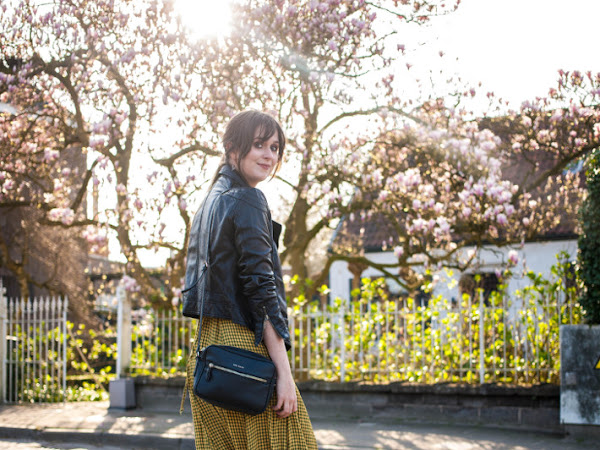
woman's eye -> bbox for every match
[271,146,279,152]
[254,142,263,148]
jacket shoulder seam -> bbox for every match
[224,187,269,212]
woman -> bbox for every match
[182,110,317,449]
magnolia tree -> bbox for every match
[1,0,599,310]
[329,85,598,292]
[0,0,460,308]
[186,0,462,281]
[0,0,204,309]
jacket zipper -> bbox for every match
[207,362,268,383]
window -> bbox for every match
[458,272,500,304]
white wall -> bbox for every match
[329,240,578,303]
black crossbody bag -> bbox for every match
[182,192,277,416]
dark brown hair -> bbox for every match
[212,110,286,186]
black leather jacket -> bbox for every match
[182,164,291,350]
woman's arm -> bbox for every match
[232,190,290,349]
[263,319,297,418]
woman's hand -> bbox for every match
[273,371,298,418]
[263,319,298,418]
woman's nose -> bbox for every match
[265,148,276,160]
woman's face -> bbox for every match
[236,128,280,187]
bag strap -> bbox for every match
[181,191,217,415]
[195,195,216,355]
[194,186,233,356]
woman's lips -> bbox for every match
[258,163,271,170]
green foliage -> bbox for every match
[579,149,600,324]
[66,322,115,401]
[128,310,196,377]
[291,254,582,384]
[129,335,188,377]
[6,320,114,402]
[6,323,70,403]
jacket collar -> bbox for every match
[217,164,282,247]
[218,164,248,188]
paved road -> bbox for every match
[0,441,124,450]
[0,422,595,450]
[313,421,593,449]
[0,401,596,449]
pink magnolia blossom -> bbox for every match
[121,275,141,293]
[179,198,187,211]
[496,213,508,226]
[3,179,15,191]
[48,207,74,225]
[507,250,519,266]
[393,246,404,259]
[43,149,59,162]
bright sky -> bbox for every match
[409,0,600,105]
[172,0,600,105]
[174,0,233,40]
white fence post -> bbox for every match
[116,285,132,378]
[479,291,485,384]
[0,279,6,403]
[339,306,346,382]
[62,297,68,401]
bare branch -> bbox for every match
[319,106,424,134]
[153,144,221,166]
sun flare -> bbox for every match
[174,0,233,39]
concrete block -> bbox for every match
[519,407,560,432]
[109,378,136,410]
[478,406,519,426]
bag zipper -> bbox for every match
[207,362,268,383]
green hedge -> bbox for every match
[579,149,600,324]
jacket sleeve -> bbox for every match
[232,189,288,348]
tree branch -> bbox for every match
[319,106,424,135]
[153,144,221,166]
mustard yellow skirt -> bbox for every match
[185,317,318,449]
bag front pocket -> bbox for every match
[206,362,269,383]
[192,345,277,415]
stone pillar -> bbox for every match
[111,284,135,409]
[560,324,600,425]
[115,284,132,378]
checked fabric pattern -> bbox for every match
[185,317,318,449]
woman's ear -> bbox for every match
[227,147,239,170]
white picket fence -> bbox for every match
[0,279,68,403]
[129,307,195,376]
[288,293,579,384]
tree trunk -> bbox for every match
[348,261,368,299]
[282,195,310,300]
